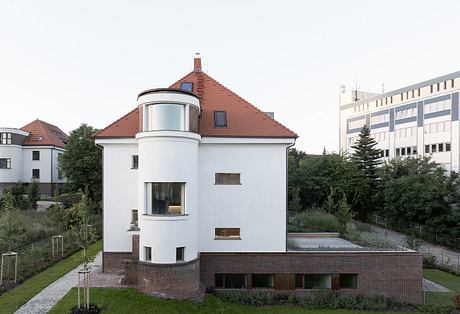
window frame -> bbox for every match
[32,150,40,161]
[179,82,193,92]
[215,173,241,185]
[32,168,40,179]
[176,246,185,262]
[0,158,11,169]
[144,246,152,261]
[215,227,241,240]
[214,111,227,128]
[132,155,139,169]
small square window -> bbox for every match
[180,82,193,92]
[439,143,444,152]
[214,111,227,127]
[131,209,138,225]
[32,151,40,160]
[132,155,139,169]
[32,169,40,179]
[0,158,11,169]
[144,246,152,261]
[401,147,406,156]
[425,145,430,154]
[407,147,411,155]
[413,147,417,155]
[176,247,184,262]
[446,143,451,152]
[432,144,437,153]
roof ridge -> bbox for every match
[95,106,138,137]
[201,72,297,137]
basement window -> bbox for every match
[215,274,248,289]
[339,274,357,289]
[180,82,193,92]
[251,274,274,289]
[214,111,227,127]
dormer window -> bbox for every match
[214,111,227,128]
[180,82,193,92]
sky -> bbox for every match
[1,0,460,153]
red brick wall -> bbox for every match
[132,235,139,260]
[103,252,132,273]
[200,251,423,304]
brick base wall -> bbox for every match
[120,258,202,299]
[200,251,423,304]
[103,252,133,273]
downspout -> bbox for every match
[95,143,104,272]
[285,138,297,252]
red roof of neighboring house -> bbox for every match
[21,119,68,148]
[95,58,297,139]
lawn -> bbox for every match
[49,288,406,314]
[0,240,102,314]
[423,268,460,306]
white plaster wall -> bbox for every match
[137,131,200,263]
[51,148,66,183]
[0,145,23,182]
[100,143,138,252]
[198,143,288,253]
[22,147,52,183]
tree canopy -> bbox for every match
[60,124,102,201]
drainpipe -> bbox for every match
[285,139,297,252]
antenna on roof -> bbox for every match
[381,83,385,93]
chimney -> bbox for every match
[194,53,202,72]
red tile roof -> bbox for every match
[21,119,68,148]
[95,58,297,139]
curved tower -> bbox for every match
[135,88,201,295]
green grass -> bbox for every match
[50,288,405,314]
[423,268,460,306]
[0,240,102,314]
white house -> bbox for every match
[95,57,422,303]
[0,119,67,196]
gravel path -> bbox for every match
[14,252,103,314]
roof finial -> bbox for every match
[194,52,202,72]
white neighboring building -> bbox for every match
[0,119,67,195]
[339,72,460,172]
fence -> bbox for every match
[0,230,79,293]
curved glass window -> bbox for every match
[189,106,199,133]
[147,104,184,131]
[146,182,185,215]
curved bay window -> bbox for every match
[147,104,185,131]
[144,103,199,133]
[146,183,185,215]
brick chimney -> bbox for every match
[194,53,202,72]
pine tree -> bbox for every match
[350,125,383,219]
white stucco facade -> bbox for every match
[96,88,295,265]
[0,125,66,194]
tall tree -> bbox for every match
[60,124,102,201]
[350,125,382,219]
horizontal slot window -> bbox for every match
[215,173,240,185]
[215,228,240,240]
[215,274,248,289]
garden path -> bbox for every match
[14,252,107,314]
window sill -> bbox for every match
[142,214,189,221]
[214,183,242,186]
[214,236,241,240]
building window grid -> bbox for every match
[395,107,416,120]
[424,121,451,134]
[396,146,417,157]
[424,99,451,114]
[370,114,389,125]
[395,126,416,139]
[425,142,451,154]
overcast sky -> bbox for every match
[1,1,460,153]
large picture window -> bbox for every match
[147,104,185,131]
[146,183,185,215]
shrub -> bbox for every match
[354,231,395,249]
[214,290,277,306]
[289,209,340,233]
